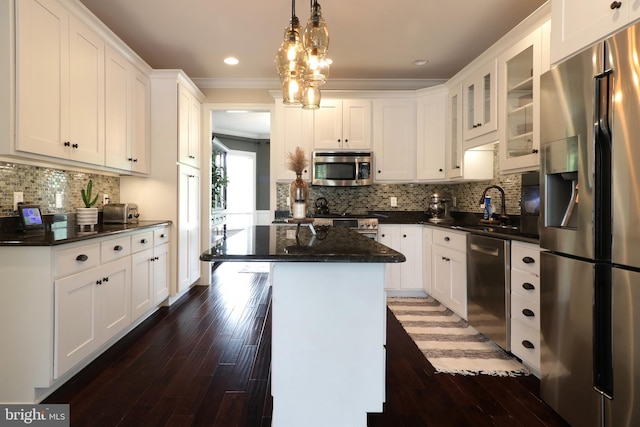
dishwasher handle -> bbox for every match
[469,242,500,257]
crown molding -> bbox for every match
[192,77,446,91]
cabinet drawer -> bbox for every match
[55,242,100,278]
[511,269,540,300]
[131,231,154,253]
[432,229,466,252]
[511,292,540,330]
[154,227,170,245]
[511,320,540,370]
[511,241,540,274]
[101,236,131,263]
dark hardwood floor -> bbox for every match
[44,262,569,427]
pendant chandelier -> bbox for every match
[275,0,330,109]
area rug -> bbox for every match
[387,296,530,377]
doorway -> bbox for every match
[225,149,257,231]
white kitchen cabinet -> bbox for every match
[499,23,548,174]
[104,48,150,174]
[430,229,467,319]
[55,256,131,379]
[446,84,463,179]
[416,86,447,181]
[178,164,201,293]
[272,100,314,181]
[378,224,423,292]
[178,83,202,167]
[550,0,640,64]
[510,241,541,375]
[422,226,433,295]
[17,0,105,165]
[313,98,372,150]
[463,59,498,142]
[373,98,416,181]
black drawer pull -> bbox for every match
[611,1,622,9]
[522,340,535,349]
[96,279,102,285]
[522,282,535,291]
[76,254,88,262]
[103,277,109,283]
[114,245,123,251]
[441,257,450,262]
[522,256,535,264]
[141,239,148,244]
[522,308,535,317]
[444,237,450,242]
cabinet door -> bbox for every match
[313,99,343,149]
[178,84,201,167]
[131,248,153,320]
[463,59,498,141]
[104,46,131,170]
[273,101,313,180]
[378,225,400,289]
[446,85,463,179]
[342,99,372,149]
[17,0,69,159]
[550,0,630,64]
[178,164,200,293]
[448,249,467,319]
[417,89,446,181]
[55,268,100,378]
[422,227,433,295]
[431,245,452,305]
[431,245,467,318]
[68,16,104,165]
[153,242,170,304]
[130,68,150,173]
[373,99,416,181]
[99,258,131,343]
[399,226,423,290]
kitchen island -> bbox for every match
[200,225,405,427]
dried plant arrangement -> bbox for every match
[286,147,309,176]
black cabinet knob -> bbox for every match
[114,245,123,251]
[141,239,148,244]
[444,237,450,242]
[64,141,71,147]
[611,1,622,9]
[72,143,78,149]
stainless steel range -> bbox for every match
[313,216,379,240]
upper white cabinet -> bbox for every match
[462,59,498,142]
[446,84,463,179]
[373,98,416,181]
[272,100,314,181]
[17,0,105,165]
[104,47,150,174]
[416,86,447,181]
[313,98,372,150]
[551,0,640,64]
[498,22,549,174]
[178,83,202,168]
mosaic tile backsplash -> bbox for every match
[0,162,120,217]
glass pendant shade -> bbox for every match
[275,25,305,79]
[302,85,320,110]
[303,51,330,86]
[303,2,329,58]
[282,76,302,105]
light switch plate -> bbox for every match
[13,191,23,210]
[390,196,397,207]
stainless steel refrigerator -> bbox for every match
[540,23,640,427]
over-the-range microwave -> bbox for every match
[311,151,373,186]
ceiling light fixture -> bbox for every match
[224,57,239,65]
[275,0,330,109]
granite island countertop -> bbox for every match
[200,225,406,263]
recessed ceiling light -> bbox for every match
[224,57,239,65]
[413,59,428,66]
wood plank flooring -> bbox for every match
[44,262,569,426]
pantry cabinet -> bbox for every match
[416,86,447,181]
[378,224,423,292]
[178,83,202,168]
[17,0,105,165]
[313,98,372,150]
[178,164,201,293]
[551,0,640,64]
[430,229,467,319]
[462,59,498,142]
[373,98,416,181]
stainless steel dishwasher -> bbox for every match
[467,234,511,351]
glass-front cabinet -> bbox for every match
[463,59,498,142]
[499,22,549,173]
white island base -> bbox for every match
[270,262,387,427]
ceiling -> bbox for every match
[78,0,547,138]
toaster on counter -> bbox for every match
[103,203,140,224]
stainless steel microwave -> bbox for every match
[311,151,373,186]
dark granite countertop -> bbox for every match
[0,219,172,246]
[200,225,406,263]
[369,210,540,244]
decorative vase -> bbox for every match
[76,207,98,231]
[290,174,309,219]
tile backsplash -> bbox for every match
[0,161,120,217]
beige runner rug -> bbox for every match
[387,296,530,376]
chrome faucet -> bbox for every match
[479,185,509,225]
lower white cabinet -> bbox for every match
[510,241,541,375]
[430,229,468,319]
[378,224,423,292]
[131,235,170,319]
[422,227,433,294]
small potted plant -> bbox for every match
[77,179,99,230]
